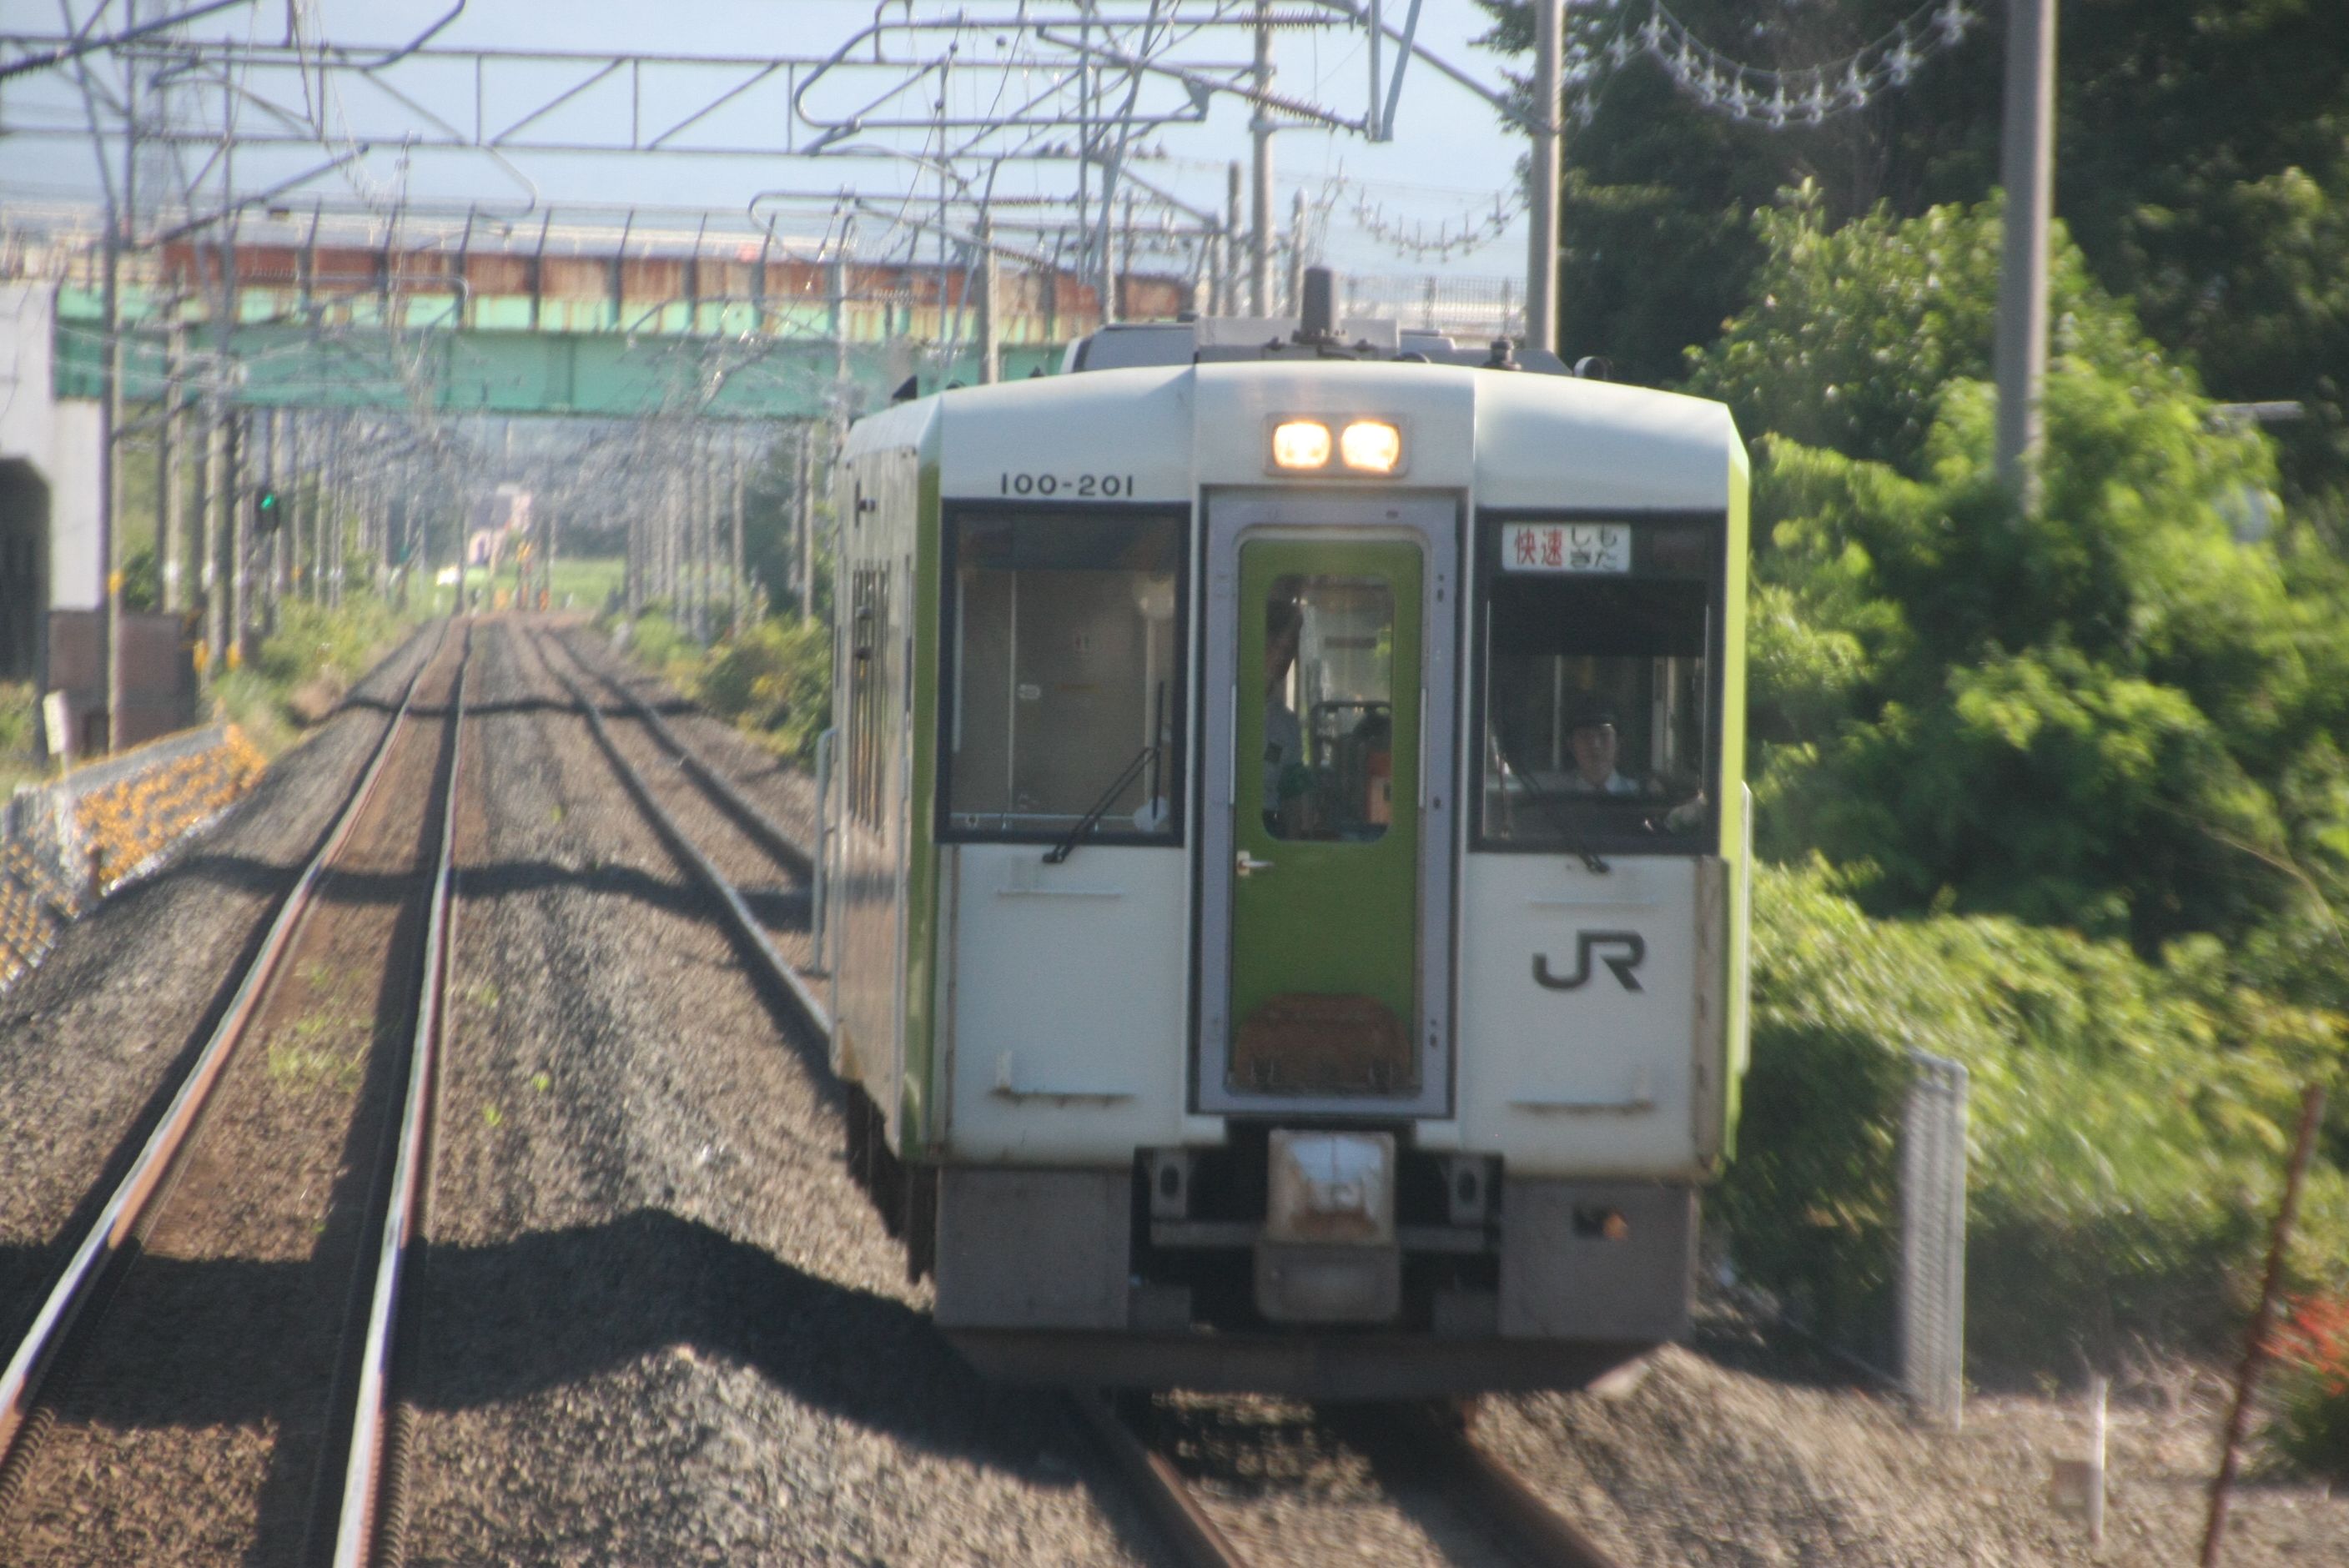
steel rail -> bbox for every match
[1068,1391,1250,1568]
[0,618,455,1476]
[557,631,812,880]
[1411,1407,1624,1568]
[530,626,831,1038]
[331,626,472,1567]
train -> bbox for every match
[817,272,1751,1397]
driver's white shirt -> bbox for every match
[1560,769,1640,796]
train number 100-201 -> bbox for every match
[999,471,1136,498]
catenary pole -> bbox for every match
[1250,3,1273,315]
[1527,0,1563,354]
[1993,0,2055,510]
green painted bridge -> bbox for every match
[48,241,1182,418]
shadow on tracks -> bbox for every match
[6,1210,1072,1480]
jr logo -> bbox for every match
[1532,932,1646,993]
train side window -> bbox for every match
[1476,542,1715,850]
[943,509,1185,842]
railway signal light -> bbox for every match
[254,487,281,530]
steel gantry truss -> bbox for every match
[0,0,1562,756]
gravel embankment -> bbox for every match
[0,624,445,1354]
[402,618,1152,1565]
[1480,1312,2349,1567]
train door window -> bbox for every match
[1262,575,1394,842]
[1475,518,1718,850]
[942,508,1185,842]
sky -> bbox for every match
[0,0,1542,281]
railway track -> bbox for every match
[522,622,827,1033]
[523,621,1626,1568]
[0,622,471,1567]
[1079,1391,1627,1568]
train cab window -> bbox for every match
[1476,520,1718,850]
[943,509,1185,841]
[1263,575,1394,842]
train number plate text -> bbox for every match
[999,471,1137,499]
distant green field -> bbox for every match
[546,556,626,614]
[419,555,625,616]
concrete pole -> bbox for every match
[1250,3,1274,315]
[977,211,1001,384]
[1994,0,2056,511]
[98,251,122,751]
[1527,0,1563,354]
[261,408,281,630]
[1285,189,1306,315]
[202,401,224,673]
[795,426,814,616]
[287,411,304,605]
[1224,163,1243,316]
[158,329,184,614]
[730,445,747,634]
[698,432,716,642]
[228,410,249,668]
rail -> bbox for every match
[0,621,471,1568]
[530,626,831,1038]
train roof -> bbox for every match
[846,352,1744,514]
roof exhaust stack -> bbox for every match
[1296,266,1336,344]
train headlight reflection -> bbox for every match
[1271,420,1332,470]
[1340,420,1402,473]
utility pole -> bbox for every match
[1526,0,1563,354]
[1993,0,2056,510]
[730,442,747,635]
[1285,189,1306,315]
[159,325,184,614]
[1250,3,1274,315]
[1224,162,1243,317]
[228,410,249,666]
[202,399,225,674]
[977,210,1001,384]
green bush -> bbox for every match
[694,615,832,763]
[623,613,697,683]
[0,681,33,759]
[1723,862,2349,1377]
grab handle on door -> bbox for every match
[1235,849,1276,877]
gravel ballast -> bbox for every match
[9,613,2347,1565]
[400,619,1149,1565]
[0,625,445,1354]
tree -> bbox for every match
[1732,198,2349,958]
[1476,0,2349,497]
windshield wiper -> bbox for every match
[1501,749,1611,874]
[1044,745,1159,864]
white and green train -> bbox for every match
[819,279,1750,1397]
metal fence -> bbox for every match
[1898,1049,1970,1427]
[1333,270,1527,343]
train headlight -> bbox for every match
[1339,420,1402,473]
[1271,419,1332,470]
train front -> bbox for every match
[912,345,1748,1398]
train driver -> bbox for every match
[1560,703,1641,796]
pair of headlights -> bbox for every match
[1271,418,1403,475]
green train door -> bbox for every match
[1198,496,1457,1118]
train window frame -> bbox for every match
[1467,509,1728,857]
[934,500,1192,848]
